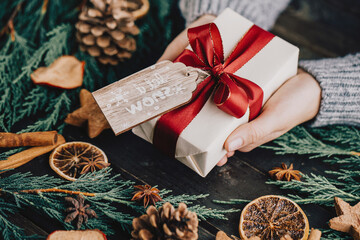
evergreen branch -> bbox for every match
[0,1,230,237]
[213,199,250,205]
[269,177,357,206]
[13,87,50,123]
[0,1,23,40]
[0,169,137,234]
[0,1,23,28]
[260,126,356,158]
[12,23,71,85]
[351,151,360,156]
[0,198,39,240]
[18,91,72,133]
[0,147,27,160]
[160,192,210,206]
[214,172,360,207]
[76,51,104,91]
[323,155,360,170]
[266,173,360,206]
[31,0,49,42]
[0,211,38,240]
[0,24,72,131]
[311,126,360,150]
[19,188,96,197]
[320,229,352,240]
[188,205,240,221]
[0,169,233,236]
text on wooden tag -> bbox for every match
[92,61,205,135]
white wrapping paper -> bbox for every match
[133,8,299,177]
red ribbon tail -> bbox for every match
[153,76,215,156]
[153,23,273,157]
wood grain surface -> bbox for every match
[93,61,207,135]
[4,0,360,239]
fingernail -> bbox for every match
[217,156,227,166]
[228,138,243,151]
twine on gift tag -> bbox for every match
[92,60,208,135]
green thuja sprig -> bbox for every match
[0,147,26,160]
[0,206,39,240]
[0,168,235,239]
[215,125,360,238]
[260,126,357,158]
[0,24,73,132]
[76,51,104,92]
[320,229,352,240]
[19,91,72,133]
[266,173,360,206]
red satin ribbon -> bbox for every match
[153,23,274,156]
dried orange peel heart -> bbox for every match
[31,55,85,89]
[239,195,309,240]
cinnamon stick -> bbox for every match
[0,131,58,147]
[0,134,65,171]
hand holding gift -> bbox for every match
[127,8,315,177]
[158,13,322,167]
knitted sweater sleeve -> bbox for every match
[178,0,291,30]
[299,54,360,127]
[178,0,360,127]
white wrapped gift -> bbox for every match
[133,8,299,177]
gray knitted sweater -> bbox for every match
[179,0,360,127]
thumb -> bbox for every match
[224,108,279,152]
[224,121,265,152]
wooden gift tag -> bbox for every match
[92,60,209,135]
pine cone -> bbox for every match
[131,202,198,240]
[76,0,148,65]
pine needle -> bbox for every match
[0,168,234,237]
[260,126,355,158]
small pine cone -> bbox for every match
[76,0,147,65]
[132,202,198,240]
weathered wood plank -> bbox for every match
[272,0,360,60]
[65,127,332,237]
[273,8,360,58]
[4,1,359,239]
[93,61,204,135]
[7,212,48,237]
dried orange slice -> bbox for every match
[239,195,309,240]
[49,142,109,181]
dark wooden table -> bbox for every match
[5,0,360,239]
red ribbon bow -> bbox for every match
[153,23,274,156]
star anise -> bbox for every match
[268,163,302,181]
[78,154,110,175]
[131,185,163,208]
[64,194,98,229]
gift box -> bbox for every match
[133,8,299,177]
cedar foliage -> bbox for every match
[0,168,237,239]
[0,0,202,238]
[215,125,360,239]
[0,0,180,159]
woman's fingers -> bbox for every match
[226,151,235,157]
[157,14,216,62]
[157,15,322,168]
[217,155,228,166]
[224,70,321,154]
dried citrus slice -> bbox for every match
[49,142,109,181]
[239,195,309,240]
